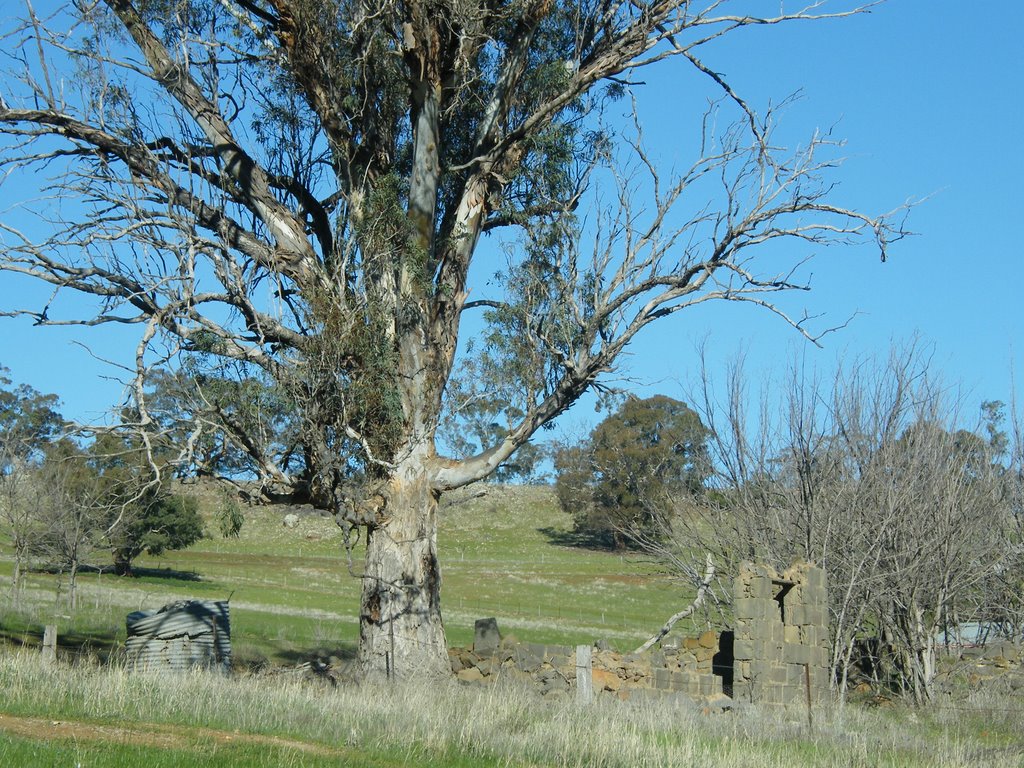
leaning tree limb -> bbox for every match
[633,553,715,654]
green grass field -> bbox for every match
[2,483,1022,766]
[0,484,698,666]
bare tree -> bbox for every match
[970,400,1024,645]
[0,456,48,605]
[28,442,111,610]
[0,367,64,604]
[0,0,901,679]
[663,343,1012,703]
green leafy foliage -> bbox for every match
[216,491,245,539]
[84,431,204,575]
[554,395,710,548]
[0,365,64,467]
[116,492,204,562]
[105,487,205,576]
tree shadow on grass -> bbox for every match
[32,563,204,583]
[125,565,204,582]
[0,621,121,663]
[274,645,358,665]
[537,526,619,551]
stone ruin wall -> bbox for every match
[449,633,724,702]
[450,560,829,707]
[732,561,830,706]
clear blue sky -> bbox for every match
[1,1,1022,436]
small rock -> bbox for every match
[448,649,468,673]
[703,692,734,712]
[514,648,543,674]
[472,656,495,675]
[283,513,299,528]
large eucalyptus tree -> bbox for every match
[0,0,901,679]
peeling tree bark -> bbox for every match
[359,464,449,680]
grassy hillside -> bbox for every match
[0,483,700,665]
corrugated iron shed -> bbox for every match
[126,599,230,673]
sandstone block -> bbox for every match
[804,607,825,626]
[525,642,548,660]
[733,639,755,661]
[457,667,485,683]
[783,643,810,665]
[804,566,825,590]
[785,605,805,626]
[514,648,543,674]
[668,671,690,692]
[592,668,621,692]
[750,576,774,599]
[733,598,762,621]
[541,673,568,694]
[472,656,495,675]
[654,668,671,690]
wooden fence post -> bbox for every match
[42,625,57,664]
[576,644,592,705]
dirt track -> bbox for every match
[0,712,342,756]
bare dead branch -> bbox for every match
[634,552,716,654]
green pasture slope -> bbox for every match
[0,484,694,666]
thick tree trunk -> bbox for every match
[358,467,450,680]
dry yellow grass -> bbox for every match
[1,651,1021,767]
